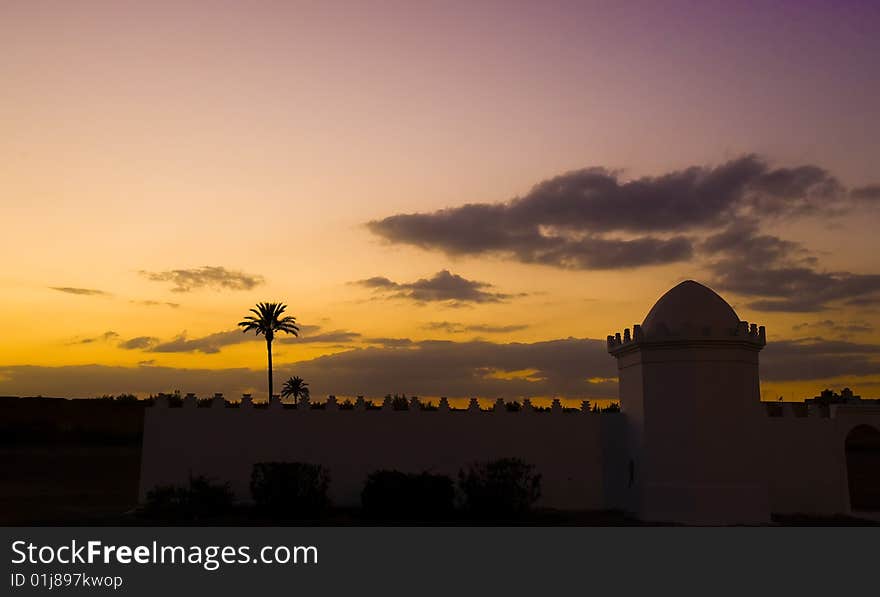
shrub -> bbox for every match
[361,470,455,520]
[250,462,330,518]
[143,475,234,521]
[458,457,541,518]
[389,393,410,410]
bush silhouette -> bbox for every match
[250,462,330,518]
[143,475,234,521]
[388,393,410,410]
[361,470,454,520]
[458,457,541,518]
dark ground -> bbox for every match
[1,396,875,526]
[0,396,144,525]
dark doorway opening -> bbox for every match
[846,425,880,512]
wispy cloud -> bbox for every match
[280,328,362,344]
[118,336,159,350]
[139,266,265,292]
[68,331,119,345]
[131,300,181,308]
[149,330,255,354]
[791,320,874,336]
[50,287,110,296]
[116,324,360,354]
[423,321,530,334]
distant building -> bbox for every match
[806,388,879,406]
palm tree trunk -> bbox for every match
[266,339,273,404]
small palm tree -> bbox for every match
[238,302,299,404]
[281,376,310,407]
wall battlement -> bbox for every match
[765,401,880,420]
[150,394,598,414]
[607,320,766,352]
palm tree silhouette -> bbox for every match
[281,376,310,407]
[238,302,299,404]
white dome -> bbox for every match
[642,280,740,337]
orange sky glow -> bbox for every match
[2,1,879,403]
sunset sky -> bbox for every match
[2,1,879,403]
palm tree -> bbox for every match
[238,302,299,404]
[281,376,310,407]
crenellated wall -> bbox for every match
[139,396,629,511]
[139,394,880,519]
[763,403,880,516]
[606,320,766,352]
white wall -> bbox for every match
[138,399,880,519]
[764,404,880,516]
[614,343,771,524]
[139,400,627,511]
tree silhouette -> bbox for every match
[281,376,310,407]
[238,302,299,404]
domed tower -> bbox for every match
[607,280,770,524]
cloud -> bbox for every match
[844,296,880,308]
[702,219,880,312]
[50,287,110,296]
[116,324,359,354]
[118,336,159,350]
[423,321,530,334]
[761,337,880,381]
[280,328,361,344]
[284,338,617,398]
[0,338,620,399]
[354,270,518,305]
[150,330,257,354]
[367,155,849,270]
[5,335,880,398]
[132,300,181,308]
[791,320,874,336]
[139,266,264,292]
[719,268,880,312]
[362,337,415,348]
[851,184,880,201]
[69,331,119,345]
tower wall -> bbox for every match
[614,342,770,524]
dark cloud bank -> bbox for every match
[368,155,880,312]
[5,336,879,399]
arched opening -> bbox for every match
[845,425,880,512]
